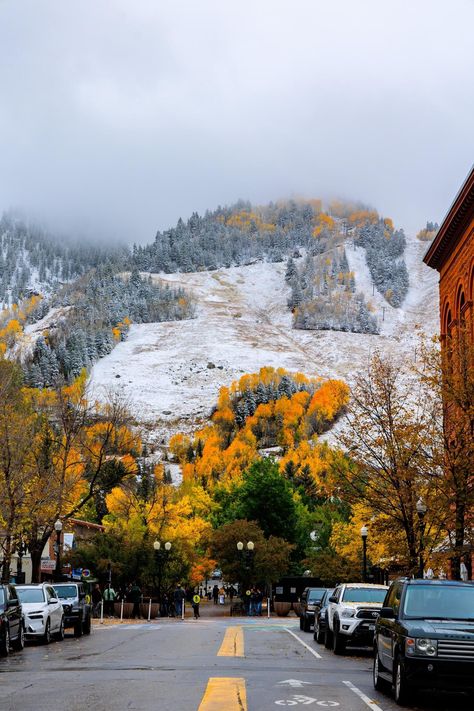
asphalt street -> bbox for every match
[0,618,471,711]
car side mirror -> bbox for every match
[328,595,338,603]
[49,598,59,605]
[379,606,395,619]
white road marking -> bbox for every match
[278,680,311,688]
[342,681,385,711]
[284,628,322,659]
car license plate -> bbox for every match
[368,624,375,631]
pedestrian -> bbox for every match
[218,586,226,605]
[103,584,116,617]
[160,592,169,618]
[244,589,251,616]
[229,586,235,603]
[173,583,186,618]
[91,583,102,618]
[249,588,257,616]
[212,584,219,605]
[256,588,263,616]
[129,581,142,619]
[192,593,201,619]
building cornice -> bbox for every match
[424,165,474,271]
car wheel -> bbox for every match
[373,648,389,692]
[393,656,411,706]
[299,615,304,630]
[42,619,51,645]
[324,626,333,649]
[83,614,91,635]
[314,620,324,644]
[74,619,83,637]
[332,622,346,655]
[0,626,10,656]
[56,617,65,641]
[13,623,25,651]
[303,615,311,632]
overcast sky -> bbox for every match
[0,1,473,243]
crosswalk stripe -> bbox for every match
[217,626,244,657]
[198,677,247,711]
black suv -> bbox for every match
[374,578,474,705]
[299,587,327,632]
[0,584,24,656]
[313,588,335,643]
[52,582,91,637]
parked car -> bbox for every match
[299,587,328,632]
[313,588,335,643]
[0,583,24,656]
[326,582,389,654]
[374,578,474,705]
[16,584,64,644]
[52,582,91,636]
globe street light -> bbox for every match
[416,497,427,579]
[360,525,368,582]
[54,519,63,582]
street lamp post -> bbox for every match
[416,497,427,579]
[54,519,63,582]
[237,540,255,591]
[153,541,172,604]
[361,526,368,582]
[16,538,26,584]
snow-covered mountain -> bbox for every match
[89,236,438,443]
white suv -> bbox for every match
[16,584,64,644]
[326,583,388,654]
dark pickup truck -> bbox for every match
[374,578,474,705]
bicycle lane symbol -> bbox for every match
[275,696,340,706]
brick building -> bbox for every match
[424,166,474,341]
[424,165,474,579]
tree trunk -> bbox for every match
[1,535,12,583]
[28,530,52,583]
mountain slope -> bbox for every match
[89,236,438,441]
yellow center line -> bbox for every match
[217,625,244,657]
[198,677,247,711]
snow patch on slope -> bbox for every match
[90,238,438,442]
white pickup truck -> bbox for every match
[326,583,388,654]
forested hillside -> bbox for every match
[0,213,127,305]
[0,214,196,385]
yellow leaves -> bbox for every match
[169,433,192,464]
[112,327,121,341]
[62,369,88,406]
[312,213,335,238]
[0,318,23,347]
[348,209,379,226]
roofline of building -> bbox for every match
[423,165,474,271]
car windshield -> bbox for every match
[17,588,45,603]
[403,585,474,620]
[53,585,78,599]
[342,588,387,603]
[308,589,326,601]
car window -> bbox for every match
[53,585,78,599]
[323,589,335,604]
[8,586,18,601]
[17,588,46,603]
[308,589,326,601]
[403,585,474,620]
[46,586,56,599]
[342,587,387,603]
[385,583,402,614]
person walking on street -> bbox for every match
[212,585,219,605]
[173,584,186,618]
[91,584,102,618]
[192,593,201,619]
[256,588,263,616]
[129,581,142,619]
[103,585,116,617]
